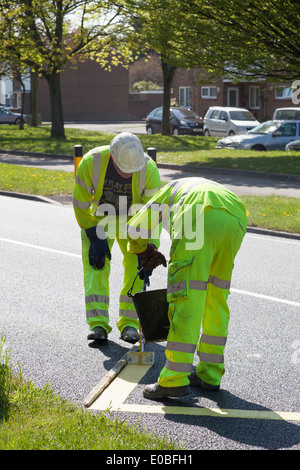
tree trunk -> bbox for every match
[30,71,38,127]
[45,72,65,139]
[19,77,26,130]
[161,60,176,135]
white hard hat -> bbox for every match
[110,132,145,173]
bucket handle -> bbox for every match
[127,267,145,297]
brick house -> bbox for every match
[34,58,162,121]
[2,58,298,122]
[172,67,298,121]
[36,60,130,122]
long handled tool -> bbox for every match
[126,268,155,365]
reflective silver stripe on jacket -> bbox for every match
[138,153,149,196]
[92,150,101,194]
[72,197,92,210]
[144,187,160,197]
[86,309,109,319]
[198,352,224,364]
[200,334,227,346]
[165,359,192,373]
[169,178,216,207]
[166,341,196,354]
[85,295,109,305]
[75,175,93,194]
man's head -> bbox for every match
[110,132,145,173]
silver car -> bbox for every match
[203,106,260,137]
[215,120,300,151]
[0,106,26,125]
[285,139,300,151]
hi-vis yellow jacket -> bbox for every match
[127,177,248,254]
[73,145,162,233]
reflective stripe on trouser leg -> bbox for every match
[81,228,112,333]
[158,287,207,388]
[196,208,246,386]
[196,283,229,385]
[158,207,246,388]
[116,235,142,332]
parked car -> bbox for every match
[273,107,300,120]
[203,106,260,137]
[285,139,300,151]
[145,107,203,135]
[215,120,300,150]
[0,106,26,125]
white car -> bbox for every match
[273,107,300,120]
[203,106,260,137]
[215,120,300,151]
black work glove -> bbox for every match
[138,257,153,287]
[137,243,167,271]
[85,226,111,270]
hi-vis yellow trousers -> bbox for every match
[158,207,246,388]
[81,227,143,334]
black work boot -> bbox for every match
[143,382,191,400]
[87,326,108,341]
[120,326,139,344]
[188,371,220,391]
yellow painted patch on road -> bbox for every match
[88,363,300,422]
[89,364,152,411]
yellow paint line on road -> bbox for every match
[89,364,152,411]
[88,364,300,422]
[115,404,300,422]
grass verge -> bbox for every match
[0,336,181,451]
[0,124,300,175]
[0,162,299,233]
[0,162,74,196]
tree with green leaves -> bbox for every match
[125,0,222,134]
[179,0,300,82]
[0,0,133,139]
[126,0,300,134]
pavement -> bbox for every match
[1,148,300,240]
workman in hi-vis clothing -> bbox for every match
[73,133,161,344]
[126,177,247,400]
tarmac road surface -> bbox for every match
[0,195,299,451]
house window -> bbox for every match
[275,86,293,99]
[201,86,217,99]
[249,86,260,109]
[179,87,191,107]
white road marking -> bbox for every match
[1,237,299,307]
[231,288,300,308]
[0,237,81,258]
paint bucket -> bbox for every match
[128,270,169,343]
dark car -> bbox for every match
[0,106,26,125]
[145,107,203,135]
